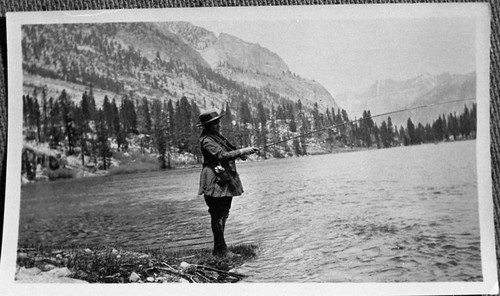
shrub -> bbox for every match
[47,168,75,180]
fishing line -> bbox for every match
[261,98,476,149]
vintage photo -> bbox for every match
[1,4,496,295]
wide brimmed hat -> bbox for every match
[197,111,224,127]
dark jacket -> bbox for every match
[198,130,244,197]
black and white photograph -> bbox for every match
[1,4,497,295]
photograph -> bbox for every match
[1,3,497,295]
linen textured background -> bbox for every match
[0,0,498,288]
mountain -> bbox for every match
[157,22,337,111]
[22,22,338,114]
[335,72,476,126]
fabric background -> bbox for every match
[0,0,498,289]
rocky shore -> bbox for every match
[16,245,257,283]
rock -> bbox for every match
[138,254,149,259]
[55,254,63,260]
[15,266,88,283]
[84,248,92,253]
[47,267,72,278]
[111,248,118,255]
[41,264,56,271]
[17,252,28,259]
[178,278,190,283]
[129,272,141,282]
[179,262,191,270]
[146,276,154,282]
[116,255,121,259]
[16,267,42,278]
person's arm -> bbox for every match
[202,137,241,161]
[202,138,259,161]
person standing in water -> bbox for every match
[197,111,259,257]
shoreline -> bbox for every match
[16,244,258,283]
[21,139,475,185]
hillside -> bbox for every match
[22,22,338,113]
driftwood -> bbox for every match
[158,261,247,283]
[192,264,247,279]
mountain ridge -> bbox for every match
[335,72,476,126]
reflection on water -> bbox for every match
[19,140,481,282]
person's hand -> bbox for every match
[239,147,260,155]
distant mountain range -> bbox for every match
[334,72,476,127]
[22,21,338,113]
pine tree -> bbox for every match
[293,138,301,156]
[81,91,91,120]
[95,109,110,170]
[58,90,75,154]
[460,104,472,138]
[239,99,252,125]
[256,102,268,157]
[120,95,137,133]
[299,114,308,155]
[177,96,192,152]
[433,115,444,141]
[399,125,408,146]
[191,100,202,161]
[407,118,416,145]
[289,113,297,132]
[41,88,49,142]
[387,116,394,146]
[139,97,152,134]
[470,103,477,137]
[270,105,281,158]
[31,96,42,141]
[166,99,176,153]
[151,99,167,169]
[380,120,389,148]
[88,85,97,120]
[112,99,126,150]
[102,95,114,134]
[312,102,322,131]
[448,112,459,140]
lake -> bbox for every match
[19,140,482,282]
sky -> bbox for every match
[192,17,476,96]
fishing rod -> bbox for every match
[260,98,475,149]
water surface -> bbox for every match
[19,140,481,282]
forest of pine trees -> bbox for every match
[23,85,478,174]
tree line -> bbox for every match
[23,85,477,171]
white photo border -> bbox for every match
[2,4,497,295]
